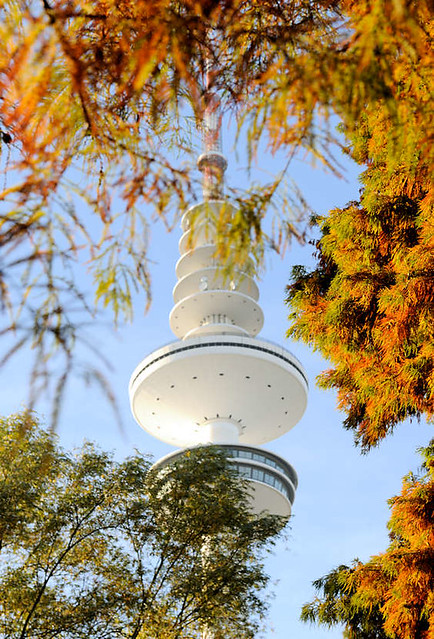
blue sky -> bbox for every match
[0,124,432,638]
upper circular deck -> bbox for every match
[129,334,308,448]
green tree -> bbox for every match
[301,565,388,639]
[301,441,434,638]
[0,412,284,638]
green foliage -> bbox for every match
[301,565,388,638]
[301,441,434,638]
[0,413,284,638]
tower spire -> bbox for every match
[197,58,228,200]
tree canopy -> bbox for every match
[0,0,432,414]
[286,0,433,449]
[286,165,433,449]
[300,440,434,638]
[0,412,284,638]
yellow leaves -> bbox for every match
[0,0,431,423]
[330,0,434,191]
[132,30,169,94]
[16,60,59,140]
[0,0,431,215]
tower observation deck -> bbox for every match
[129,95,307,518]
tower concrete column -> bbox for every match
[198,418,240,444]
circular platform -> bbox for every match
[152,444,298,518]
[172,267,259,304]
[175,245,254,280]
[169,290,264,339]
[181,200,238,232]
[129,335,308,448]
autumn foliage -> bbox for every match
[0,0,432,413]
[301,441,434,638]
[286,0,433,449]
[0,0,342,409]
[287,182,434,449]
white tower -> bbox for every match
[129,96,307,518]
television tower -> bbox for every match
[129,80,308,519]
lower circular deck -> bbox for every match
[152,444,297,518]
[129,335,308,448]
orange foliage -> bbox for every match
[288,189,434,448]
[0,0,432,415]
[302,442,434,638]
[351,444,434,638]
[287,0,433,448]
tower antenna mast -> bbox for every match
[197,53,228,200]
